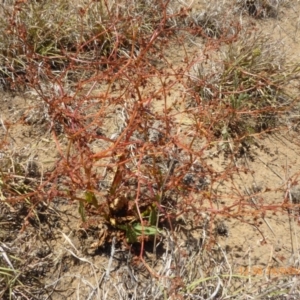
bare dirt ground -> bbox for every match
[1,1,300,299]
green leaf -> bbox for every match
[117,223,160,243]
[84,191,98,208]
[148,205,158,226]
[127,225,138,243]
[132,224,160,236]
[78,201,86,222]
[117,224,138,243]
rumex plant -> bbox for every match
[1,1,300,298]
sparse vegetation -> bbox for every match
[189,31,299,145]
[1,0,300,299]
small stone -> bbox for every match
[216,221,229,237]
